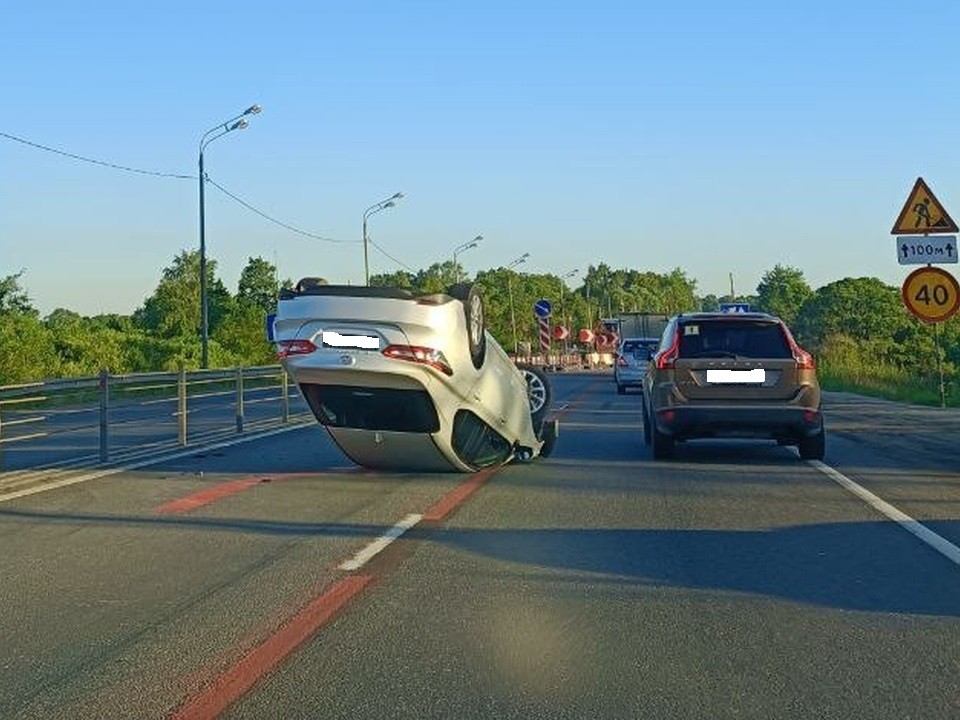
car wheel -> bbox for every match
[652,425,674,460]
[448,283,486,369]
[641,403,652,446]
[798,427,825,460]
[516,362,552,434]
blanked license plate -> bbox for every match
[321,330,380,350]
[706,369,765,384]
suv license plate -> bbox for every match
[706,369,765,384]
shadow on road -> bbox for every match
[1,504,956,618]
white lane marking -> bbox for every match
[339,514,423,571]
[810,459,960,567]
[0,422,313,504]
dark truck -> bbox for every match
[615,312,670,340]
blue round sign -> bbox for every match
[534,299,552,318]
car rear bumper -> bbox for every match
[654,405,822,440]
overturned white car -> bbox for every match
[273,279,557,472]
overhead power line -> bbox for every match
[0,130,195,179]
[1,129,349,246]
[368,237,415,272]
[205,176,352,244]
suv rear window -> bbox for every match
[677,320,791,359]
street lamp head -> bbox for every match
[391,191,404,200]
[382,200,395,209]
[473,235,483,243]
[230,118,249,131]
[244,104,262,115]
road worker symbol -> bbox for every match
[892,178,959,235]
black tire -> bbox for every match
[448,283,486,369]
[642,403,652,446]
[798,427,825,460]
[652,425,674,460]
[538,419,559,459]
[617,384,626,395]
[516,362,552,435]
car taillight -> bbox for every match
[617,355,628,367]
[781,325,815,370]
[655,333,679,369]
[277,339,317,358]
[382,345,453,376]
[793,347,815,370]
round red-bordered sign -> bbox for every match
[901,266,960,323]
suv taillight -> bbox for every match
[277,339,317,358]
[781,325,815,370]
[655,333,680,370]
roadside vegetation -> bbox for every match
[1,258,955,407]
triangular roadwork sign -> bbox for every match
[892,177,959,234]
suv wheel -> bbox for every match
[798,427,825,460]
[652,425,674,460]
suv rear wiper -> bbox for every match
[685,351,741,359]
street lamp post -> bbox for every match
[198,103,261,369]
[507,252,530,357]
[363,192,404,285]
[559,268,579,359]
[451,235,482,284]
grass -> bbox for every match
[818,365,952,408]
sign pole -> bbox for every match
[934,320,946,408]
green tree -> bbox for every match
[238,256,280,314]
[700,294,721,311]
[0,313,56,383]
[756,265,813,326]
[134,250,233,341]
[0,271,36,316]
[794,277,906,348]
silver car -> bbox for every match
[273,280,557,472]
[614,337,659,394]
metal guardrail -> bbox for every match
[0,365,300,472]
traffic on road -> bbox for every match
[1,365,959,719]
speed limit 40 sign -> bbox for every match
[901,266,960,323]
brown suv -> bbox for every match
[641,312,824,460]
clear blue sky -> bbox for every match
[3,0,958,316]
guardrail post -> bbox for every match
[235,367,244,433]
[99,369,109,463]
[0,402,4,472]
[281,368,290,423]
[178,367,187,446]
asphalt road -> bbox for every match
[0,372,958,719]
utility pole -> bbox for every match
[729,272,736,302]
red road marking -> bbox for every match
[155,478,262,514]
[170,574,373,720]
[423,466,500,522]
[169,465,503,717]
